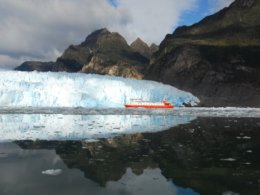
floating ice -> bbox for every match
[236,136,251,140]
[42,169,62,176]
[222,191,240,195]
[220,158,236,162]
[0,114,195,141]
[0,71,199,107]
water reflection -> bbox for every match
[0,117,259,194]
[106,168,198,195]
[0,114,195,141]
[0,142,197,195]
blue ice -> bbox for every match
[0,71,199,107]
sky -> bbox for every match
[0,0,234,69]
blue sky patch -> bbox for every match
[178,0,210,27]
[108,0,118,7]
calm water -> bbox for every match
[0,112,259,195]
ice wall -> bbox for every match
[0,71,199,107]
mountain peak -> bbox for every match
[131,38,156,58]
[81,28,130,51]
[81,28,127,48]
[87,28,109,36]
[135,37,143,42]
[51,29,149,78]
[131,38,149,49]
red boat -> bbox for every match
[124,98,174,109]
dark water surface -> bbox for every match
[0,116,260,195]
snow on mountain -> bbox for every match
[0,71,199,107]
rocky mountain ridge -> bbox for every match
[145,0,260,107]
[16,29,155,79]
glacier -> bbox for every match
[0,71,199,107]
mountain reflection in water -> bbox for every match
[0,117,259,195]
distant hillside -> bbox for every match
[15,61,54,72]
[146,0,260,107]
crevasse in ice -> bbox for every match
[0,71,199,107]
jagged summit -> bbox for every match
[16,28,149,79]
[53,28,149,78]
[81,28,129,50]
[131,38,151,58]
[81,28,110,47]
[131,38,148,47]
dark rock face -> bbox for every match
[53,44,92,72]
[149,43,159,54]
[15,61,54,72]
[53,28,149,79]
[171,0,260,41]
[146,0,260,107]
[232,0,256,8]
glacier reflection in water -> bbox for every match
[0,114,195,141]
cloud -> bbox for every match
[0,54,22,70]
[0,0,197,69]
[110,0,197,44]
[0,0,125,68]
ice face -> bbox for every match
[0,71,199,107]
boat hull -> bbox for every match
[124,104,174,109]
